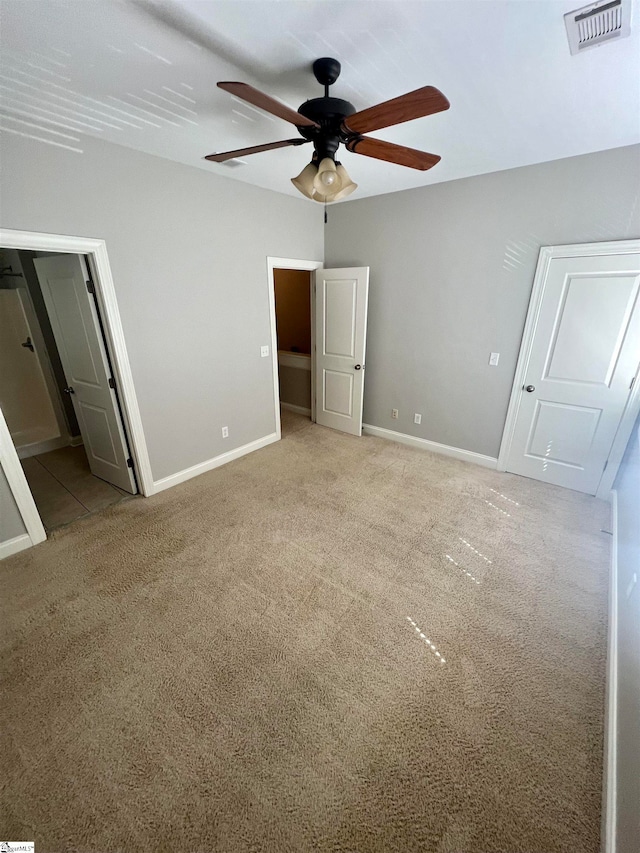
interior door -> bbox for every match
[315,267,369,436]
[505,251,640,494]
[0,287,60,449]
[33,255,136,493]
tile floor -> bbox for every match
[21,445,133,530]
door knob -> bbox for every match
[525,385,535,392]
[21,337,34,352]
[63,386,75,394]
[354,364,362,370]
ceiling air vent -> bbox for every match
[564,0,631,54]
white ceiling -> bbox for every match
[1,0,639,200]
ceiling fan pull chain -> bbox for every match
[324,202,328,224]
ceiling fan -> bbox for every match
[205,57,450,203]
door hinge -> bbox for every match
[108,377,115,389]
[127,457,134,468]
[603,460,608,472]
[86,279,95,295]
[630,376,636,391]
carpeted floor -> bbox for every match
[1,410,610,852]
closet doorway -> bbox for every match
[268,257,322,437]
[0,229,153,555]
[1,248,135,529]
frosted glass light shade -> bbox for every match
[331,164,357,200]
[291,162,318,199]
[313,158,342,194]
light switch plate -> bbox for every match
[261,345,269,358]
[489,352,500,366]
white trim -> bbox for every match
[596,358,640,500]
[267,257,322,435]
[0,229,154,497]
[0,407,46,549]
[153,432,279,493]
[278,351,311,371]
[17,434,71,459]
[363,423,498,468]
[281,403,311,416]
[603,489,619,853]
[69,435,84,447]
[0,533,35,560]
[498,240,640,497]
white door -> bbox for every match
[504,249,640,494]
[315,267,369,436]
[33,255,136,493]
[0,288,60,449]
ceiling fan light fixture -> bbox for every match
[332,163,357,200]
[313,157,342,193]
[311,189,338,203]
[291,161,318,199]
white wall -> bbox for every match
[325,144,640,458]
[611,415,640,853]
[0,133,323,483]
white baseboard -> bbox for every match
[603,489,618,853]
[69,435,84,447]
[17,434,71,459]
[362,423,498,469]
[281,403,311,416]
[152,432,279,494]
[0,533,34,561]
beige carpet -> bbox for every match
[1,410,610,852]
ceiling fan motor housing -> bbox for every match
[297,97,357,160]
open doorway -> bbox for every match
[1,247,136,530]
[274,267,313,434]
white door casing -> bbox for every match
[33,254,136,493]
[501,245,640,495]
[315,267,370,436]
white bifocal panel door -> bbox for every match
[506,251,640,494]
[33,255,136,493]
[315,267,369,436]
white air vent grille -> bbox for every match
[564,0,631,54]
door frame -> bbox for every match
[497,239,640,501]
[267,256,323,438]
[0,406,46,557]
[0,228,154,498]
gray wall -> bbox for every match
[612,415,640,853]
[279,364,311,410]
[0,134,323,481]
[325,144,640,457]
[0,465,27,543]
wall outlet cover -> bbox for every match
[414,413,422,424]
[222,426,229,438]
[261,345,269,357]
[391,408,399,419]
[489,352,500,366]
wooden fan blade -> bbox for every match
[205,138,308,162]
[218,82,319,128]
[346,136,441,171]
[343,86,449,135]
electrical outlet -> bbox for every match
[221,426,229,438]
[391,408,399,419]
[489,352,500,366]
[261,345,269,358]
[414,413,422,425]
